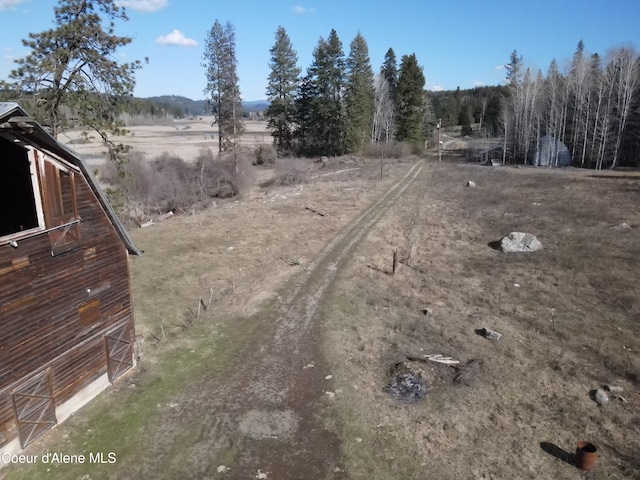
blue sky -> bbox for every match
[1,0,639,101]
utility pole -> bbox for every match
[437,118,442,162]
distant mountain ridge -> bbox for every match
[145,95,269,116]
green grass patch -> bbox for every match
[3,307,274,480]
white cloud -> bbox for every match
[3,47,14,61]
[116,0,168,12]
[494,65,505,70]
[0,0,28,11]
[292,5,315,14]
[473,81,485,87]
[155,29,197,47]
[430,84,444,92]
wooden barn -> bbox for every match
[0,102,141,455]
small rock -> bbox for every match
[325,375,333,380]
[355,437,363,443]
[513,283,520,288]
[466,180,476,187]
[478,327,502,341]
[612,223,632,231]
[256,470,268,479]
[227,246,235,251]
[302,363,314,369]
[594,388,609,407]
[497,232,543,253]
[325,391,336,399]
[421,307,433,316]
[217,465,228,473]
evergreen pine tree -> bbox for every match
[379,48,398,141]
[4,0,145,168]
[265,26,301,154]
[344,32,375,152]
[381,48,399,106]
[395,53,426,147]
[306,30,346,156]
[294,74,316,153]
[203,20,243,156]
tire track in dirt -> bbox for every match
[223,159,426,479]
[125,159,426,480]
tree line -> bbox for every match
[203,23,434,157]
[267,27,435,156]
[503,41,640,169]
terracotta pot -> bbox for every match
[575,441,598,471]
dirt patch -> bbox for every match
[238,409,300,440]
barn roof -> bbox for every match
[0,102,142,255]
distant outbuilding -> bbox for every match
[531,135,571,167]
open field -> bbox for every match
[2,123,640,479]
[60,117,270,165]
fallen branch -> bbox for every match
[157,211,174,222]
[305,206,326,217]
[423,354,460,365]
[280,256,300,266]
[310,168,360,179]
[406,354,460,365]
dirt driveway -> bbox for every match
[2,158,424,480]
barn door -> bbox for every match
[12,371,57,448]
[105,324,134,382]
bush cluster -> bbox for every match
[101,148,253,223]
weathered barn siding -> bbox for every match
[0,143,136,450]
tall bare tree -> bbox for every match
[372,74,393,143]
[607,46,640,169]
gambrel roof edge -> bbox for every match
[0,102,142,256]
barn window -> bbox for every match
[0,138,80,254]
[39,154,81,255]
[0,137,44,239]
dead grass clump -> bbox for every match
[253,144,277,165]
[262,157,309,187]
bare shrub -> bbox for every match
[254,144,277,165]
[262,157,309,187]
[102,148,255,222]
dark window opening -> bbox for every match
[0,138,40,237]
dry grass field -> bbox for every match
[61,117,270,165]
[322,162,640,479]
[3,121,639,479]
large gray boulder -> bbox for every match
[498,232,543,253]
